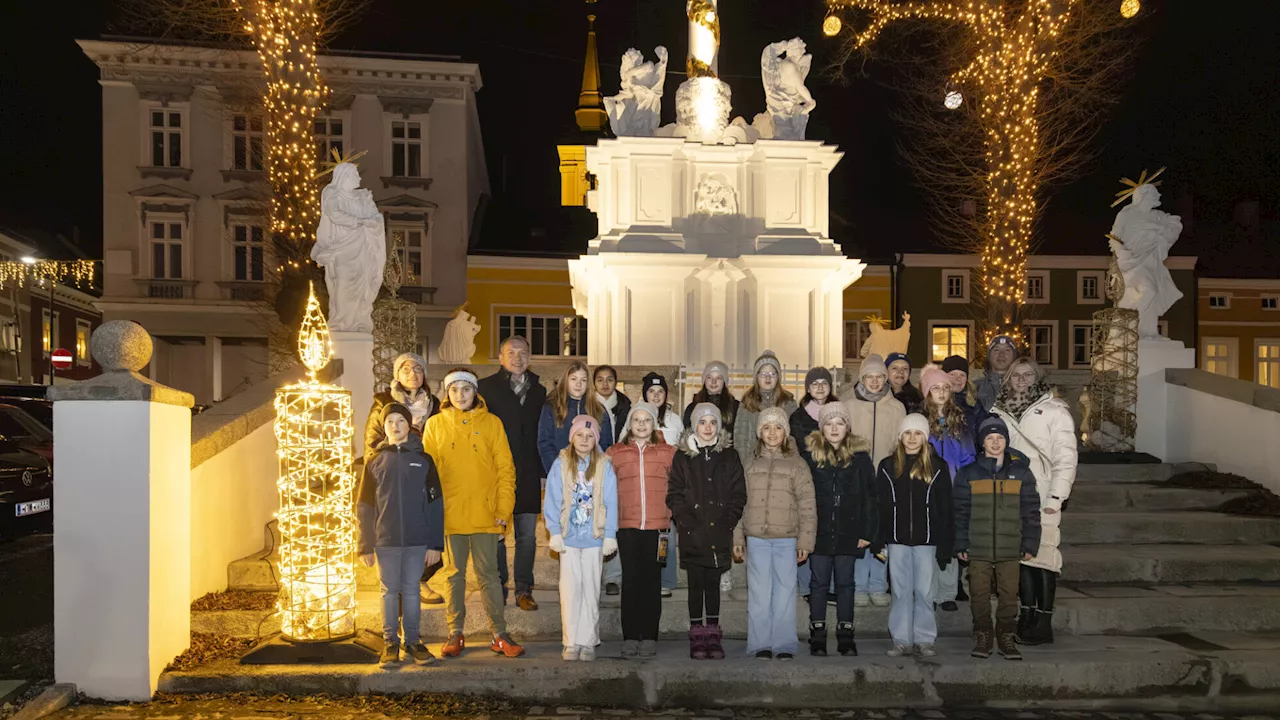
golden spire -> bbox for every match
[575,1,608,133]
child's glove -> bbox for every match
[603,537,618,557]
[549,534,565,553]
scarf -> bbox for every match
[997,381,1051,420]
[759,388,777,407]
[805,399,822,421]
[601,392,619,412]
[856,382,890,403]
[510,372,530,406]
[391,383,432,427]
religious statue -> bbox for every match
[860,312,911,359]
[438,304,480,364]
[1108,168,1183,340]
[604,47,669,137]
[761,38,817,140]
[312,163,386,334]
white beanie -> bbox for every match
[898,413,929,439]
[443,370,478,391]
[756,406,790,437]
[690,402,722,431]
[703,360,729,383]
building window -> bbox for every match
[844,320,872,360]
[1025,321,1057,368]
[149,109,184,168]
[42,309,59,357]
[1025,271,1050,304]
[1263,296,1279,311]
[930,323,970,362]
[231,223,266,282]
[1256,341,1280,389]
[497,314,588,357]
[76,319,91,365]
[1077,271,1104,304]
[0,317,19,353]
[1202,337,1237,378]
[150,220,184,279]
[942,269,970,303]
[230,114,265,171]
[390,120,423,178]
[1069,321,1095,368]
[389,225,424,285]
[314,116,344,163]
[1208,293,1230,309]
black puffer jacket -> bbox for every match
[876,447,954,569]
[666,429,747,571]
[799,434,879,557]
[789,404,820,445]
[478,369,548,515]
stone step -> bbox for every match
[1066,511,1280,545]
[1072,462,1217,484]
[193,584,1280,641]
[1064,484,1250,512]
[1060,544,1280,584]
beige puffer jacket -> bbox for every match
[844,391,906,467]
[733,439,818,553]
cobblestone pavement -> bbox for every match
[41,697,1280,720]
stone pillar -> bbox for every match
[208,335,223,402]
[331,330,375,458]
[1135,338,1195,459]
[49,321,194,701]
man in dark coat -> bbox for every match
[477,335,547,611]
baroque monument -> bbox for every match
[569,0,865,368]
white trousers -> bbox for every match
[559,545,603,649]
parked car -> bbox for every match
[0,397,52,432]
[0,404,52,463]
[0,437,52,539]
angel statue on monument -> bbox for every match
[1108,168,1183,340]
[761,38,817,140]
[312,149,385,334]
[604,46,669,137]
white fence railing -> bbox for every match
[674,365,849,410]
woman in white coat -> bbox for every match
[992,357,1077,646]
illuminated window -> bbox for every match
[930,323,969,362]
[390,120,423,178]
[76,319,91,364]
[314,116,344,164]
[844,320,872,360]
[41,309,59,357]
[1202,337,1236,378]
[388,225,424,285]
[0,317,18,353]
[231,223,266,282]
[148,109,184,168]
[497,314,587,357]
[1256,341,1280,389]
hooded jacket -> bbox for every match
[365,389,439,458]
[543,451,619,549]
[666,428,747,570]
[734,396,799,467]
[607,438,677,530]
[799,432,879,557]
[421,396,517,536]
[953,450,1042,562]
[477,368,548,515]
[876,447,954,569]
[537,396,614,474]
[356,434,445,555]
[734,439,818,553]
[844,390,907,467]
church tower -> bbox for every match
[557,0,608,207]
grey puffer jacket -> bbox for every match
[356,434,445,555]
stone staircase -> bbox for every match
[211,462,1280,641]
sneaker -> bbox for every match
[516,592,539,611]
[870,592,891,607]
[719,574,732,592]
[854,592,871,607]
[605,582,621,596]
[579,645,596,661]
[971,630,993,659]
[917,643,937,657]
[379,642,400,667]
[621,639,640,658]
[940,601,959,612]
[661,587,673,598]
[639,639,658,657]
[491,632,525,658]
[405,642,435,665]
[886,644,912,657]
[997,632,1023,661]
[441,632,464,658]
[754,650,773,659]
[421,587,445,605]
[776,652,795,660]
[562,645,580,661]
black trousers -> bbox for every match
[617,528,663,641]
[686,564,725,623]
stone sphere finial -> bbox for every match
[91,320,153,373]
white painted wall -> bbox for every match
[1165,385,1280,495]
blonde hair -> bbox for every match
[741,383,796,413]
[925,387,969,440]
[804,430,870,468]
[558,437,605,482]
[549,361,606,426]
[892,439,936,482]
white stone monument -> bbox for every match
[570,4,865,369]
[604,47,668,138]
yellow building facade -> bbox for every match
[1199,278,1280,387]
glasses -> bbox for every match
[1010,371,1037,382]
[758,371,779,379]
[808,380,830,388]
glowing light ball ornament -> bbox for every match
[274,283,358,642]
[1119,0,1140,19]
[823,13,843,37]
[944,86,963,110]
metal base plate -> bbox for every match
[240,630,382,665]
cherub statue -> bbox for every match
[1108,168,1183,340]
[604,46,669,137]
[761,38,817,140]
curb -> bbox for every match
[10,684,76,720]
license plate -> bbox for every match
[15,499,50,517]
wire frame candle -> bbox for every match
[274,283,358,642]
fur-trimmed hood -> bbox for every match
[679,426,732,456]
[804,429,870,466]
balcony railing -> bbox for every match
[134,279,198,300]
[398,285,437,305]
[216,281,272,302]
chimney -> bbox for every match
[1234,200,1261,233]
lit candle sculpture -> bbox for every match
[676,0,732,142]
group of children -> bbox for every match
[354,347,1051,666]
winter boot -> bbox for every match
[836,621,857,656]
[970,630,993,659]
[1020,569,1057,645]
[1016,564,1039,643]
[808,621,828,657]
[996,624,1022,660]
[705,624,726,660]
[689,625,709,660]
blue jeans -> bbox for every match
[808,554,855,623]
[603,548,623,585]
[855,554,888,594]
[746,537,799,655]
[661,521,679,590]
[933,558,959,603]
[375,545,428,645]
[497,512,538,594]
[887,544,938,646]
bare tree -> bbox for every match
[826,0,1140,344]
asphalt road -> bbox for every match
[0,532,53,681]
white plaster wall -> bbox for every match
[1165,385,1280,495]
[188,420,278,601]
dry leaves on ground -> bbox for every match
[149,691,515,715]
[190,590,277,612]
[165,633,256,671]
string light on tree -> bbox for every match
[1119,0,1140,19]
[823,13,843,37]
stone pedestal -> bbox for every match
[331,330,375,457]
[49,321,195,700]
[1135,338,1195,460]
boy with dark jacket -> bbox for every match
[953,416,1042,661]
[357,403,445,667]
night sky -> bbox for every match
[2,1,1276,269]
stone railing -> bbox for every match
[1163,368,1280,494]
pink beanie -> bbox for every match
[569,414,601,446]
[920,363,950,398]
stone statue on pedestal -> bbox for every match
[761,38,817,140]
[1108,176,1183,340]
[312,163,386,333]
[438,304,480,364]
[604,47,669,137]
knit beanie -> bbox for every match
[393,352,427,381]
[569,413,601,446]
[988,335,1018,354]
[978,415,1010,445]
[919,364,950,398]
[703,361,729,384]
[622,401,661,438]
[941,355,970,375]
[885,352,911,370]
[442,369,479,390]
[859,353,888,379]
[756,406,790,437]
[804,366,833,388]
[641,372,669,398]
[753,350,782,376]
[898,413,930,439]
[381,402,413,427]
[818,401,852,430]
[690,402,722,432]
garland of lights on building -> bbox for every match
[823,0,1141,343]
[0,259,96,290]
[274,283,358,642]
